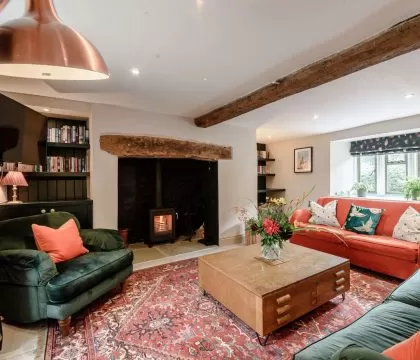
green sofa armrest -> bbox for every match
[0,249,58,286]
[80,229,125,252]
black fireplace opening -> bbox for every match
[118,158,219,246]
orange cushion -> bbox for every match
[382,331,420,360]
[345,234,418,262]
[32,219,88,263]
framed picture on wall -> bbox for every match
[294,147,313,173]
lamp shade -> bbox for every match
[1,171,28,187]
[0,0,109,80]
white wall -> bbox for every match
[89,104,257,240]
[330,140,355,196]
[267,114,420,203]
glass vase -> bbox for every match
[261,242,281,260]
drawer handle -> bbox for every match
[41,209,46,214]
[336,285,345,292]
[276,314,291,325]
[336,278,345,285]
[276,294,291,304]
[335,270,345,277]
[276,304,291,315]
[50,209,55,213]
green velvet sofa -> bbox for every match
[294,269,420,359]
[0,212,133,335]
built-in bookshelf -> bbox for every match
[3,117,90,202]
[257,143,285,204]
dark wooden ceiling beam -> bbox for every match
[194,14,420,128]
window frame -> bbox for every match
[357,154,377,193]
[384,153,408,194]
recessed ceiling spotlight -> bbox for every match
[203,77,208,81]
[131,68,140,76]
[43,108,50,112]
[405,93,415,99]
[268,135,272,139]
[313,114,319,120]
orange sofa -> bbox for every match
[290,197,420,279]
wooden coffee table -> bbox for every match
[198,243,350,345]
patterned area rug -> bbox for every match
[45,259,400,360]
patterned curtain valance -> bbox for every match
[350,132,420,155]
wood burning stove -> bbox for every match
[147,159,176,246]
[149,208,176,245]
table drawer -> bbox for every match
[315,263,350,304]
[262,280,316,335]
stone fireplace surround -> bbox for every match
[100,134,233,246]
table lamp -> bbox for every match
[0,171,28,204]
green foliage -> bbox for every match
[403,178,420,199]
[352,182,368,191]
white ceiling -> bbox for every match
[0,0,420,140]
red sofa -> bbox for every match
[290,197,420,279]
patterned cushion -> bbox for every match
[344,204,383,235]
[393,207,420,243]
[309,200,340,227]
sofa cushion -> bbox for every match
[345,234,418,262]
[296,223,354,246]
[331,344,391,360]
[46,249,133,304]
[344,204,383,235]
[387,270,420,307]
[294,301,420,360]
[309,200,340,227]
[392,207,420,243]
[382,331,420,360]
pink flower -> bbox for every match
[263,218,280,236]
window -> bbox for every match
[356,151,419,197]
[358,155,377,193]
[385,154,407,194]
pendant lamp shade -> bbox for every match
[0,0,109,80]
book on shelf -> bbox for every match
[0,162,43,172]
[46,156,88,173]
[47,125,89,144]
[257,165,266,174]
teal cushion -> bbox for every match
[294,301,420,360]
[46,249,133,304]
[387,269,420,308]
[80,229,124,252]
[331,344,391,360]
[344,204,383,235]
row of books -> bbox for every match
[0,162,43,172]
[46,156,88,173]
[257,165,267,174]
[47,125,89,144]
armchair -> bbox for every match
[0,212,133,335]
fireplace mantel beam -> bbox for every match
[100,135,232,161]
[194,14,420,127]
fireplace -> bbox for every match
[118,158,218,246]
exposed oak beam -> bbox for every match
[194,14,420,128]
[100,135,232,161]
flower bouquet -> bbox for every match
[235,191,311,260]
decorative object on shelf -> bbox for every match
[258,150,268,159]
[0,0,109,80]
[403,178,420,200]
[0,171,28,204]
[294,147,313,173]
[352,182,369,197]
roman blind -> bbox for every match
[350,132,420,155]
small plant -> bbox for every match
[352,182,368,197]
[403,178,420,200]
[352,182,368,191]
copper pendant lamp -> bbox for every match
[0,0,109,80]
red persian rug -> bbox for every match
[45,259,400,360]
